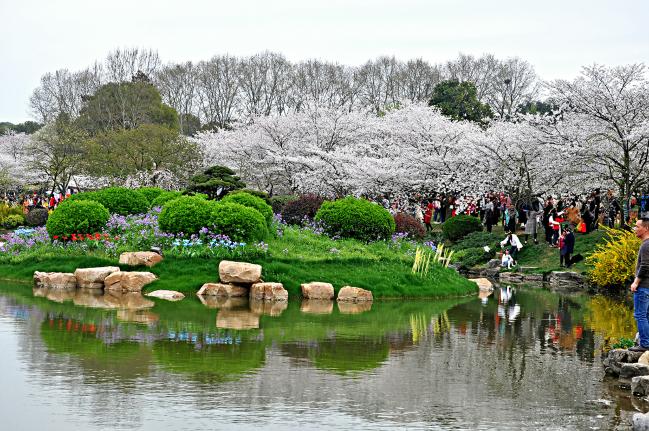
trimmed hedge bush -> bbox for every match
[442,215,482,241]
[282,194,325,225]
[2,214,25,229]
[46,200,110,238]
[68,188,148,215]
[158,196,214,235]
[151,191,183,208]
[228,189,270,205]
[269,195,297,214]
[137,187,166,205]
[221,192,273,227]
[26,208,49,227]
[394,212,425,240]
[210,202,268,242]
[315,197,395,242]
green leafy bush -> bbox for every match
[2,214,25,229]
[454,231,500,251]
[137,187,166,204]
[282,194,325,225]
[315,197,395,242]
[68,188,148,215]
[451,246,495,268]
[26,208,49,227]
[269,195,297,214]
[229,189,270,204]
[210,202,268,242]
[158,196,214,235]
[46,200,110,238]
[221,192,273,227]
[151,191,183,208]
[442,215,482,241]
[0,203,25,219]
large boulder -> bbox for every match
[250,282,288,301]
[633,412,649,431]
[218,261,262,284]
[603,349,645,376]
[197,283,248,297]
[33,271,77,290]
[336,286,373,302]
[301,282,334,300]
[74,267,120,289]
[547,271,587,290]
[620,363,649,379]
[146,290,185,301]
[468,278,493,291]
[104,271,157,293]
[633,376,649,396]
[119,251,163,267]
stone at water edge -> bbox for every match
[301,282,334,300]
[74,267,120,289]
[620,363,649,379]
[633,411,649,431]
[33,271,77,290]
[603,349,645,376]
[250,283,288,301]
[146,290,185,301]
[119,251,163,267]
[639,351,649,366]
[197,283,248,297]
[468,278,493,291]
[336,286,373,302]
[218,261,262,284]
[104,271,158,293]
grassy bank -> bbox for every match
[0,226,477,299]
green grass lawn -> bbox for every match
[0,226,477,299]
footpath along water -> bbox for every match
[0,282,642,430]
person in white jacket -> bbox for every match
[501,232,523,264]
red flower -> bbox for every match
[53,235,59,240]
[94,233,101,239]
[114,236,120,241]
[71,234,77,241]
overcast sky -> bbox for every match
[1,0,647,123]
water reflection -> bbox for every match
[0,283,642,430]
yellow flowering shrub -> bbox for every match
[586,226,640,287]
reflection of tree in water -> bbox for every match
[409,312,450,344]
[585,295,636,347]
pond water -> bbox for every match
[0,282,644,430]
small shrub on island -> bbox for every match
[209,202,268,242]
[46,200,110,238]
[442,214,482,241]
[281,194,325,225]
[315,196,395,242]
[221,192,273,227]
[25,208,49,227]
[158,196,215,235]
[394,212,425,240]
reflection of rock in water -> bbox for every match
[300,300,334,314]
[198,295,249,310]
[32,287,75,303]
[338,301,372,314]
[116,309,159,324]
[249,299,287,316]
[216,309,260,330]
[73,289,114,308]
[478,289,493,302]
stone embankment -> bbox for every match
[602,349,649,430]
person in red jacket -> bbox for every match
[424,201,433,231]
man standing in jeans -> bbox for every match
[630,218,649,352]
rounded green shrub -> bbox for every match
[46,200,110,238]
[221,192,273,227]
[229,188,271,204]
[209,202,267,242]
[315,197,395,242]
[26,208,49,227]
[137,187,166,205]
[94,187,148,215]
[66,191,101,202]
[151,191,183,208]
[2,214,25,229]
[442,215,483,241]
[159,196,214,235]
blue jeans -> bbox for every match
[634,288,649,347]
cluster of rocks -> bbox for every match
[33,251,183,301]
[197,260,374,304]
[603,348,649,430]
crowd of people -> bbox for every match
[2,189,78,213]
[378,188,649,269]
